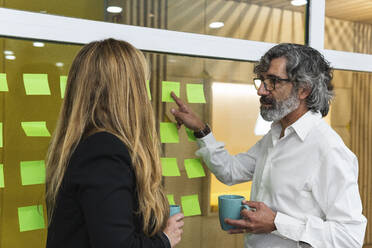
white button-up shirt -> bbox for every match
[196,111,367,248]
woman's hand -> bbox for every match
[163,213,184,247]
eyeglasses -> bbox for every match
[253,76,291,91]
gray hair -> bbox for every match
[254,43,333,117]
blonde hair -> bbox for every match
[45,38,169,236]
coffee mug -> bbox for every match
[170,205,181,217]
[218,194,250,230]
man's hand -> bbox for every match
[170,92,205,130]
[225,201,277,234]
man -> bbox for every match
[170,43,367,248]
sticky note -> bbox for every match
[23,74,50,95]
[184,159,205,178]
[162,81,180,102]
[0,164,4,188]
[18,205,45,232]
[21,122,51,137]
[20,160,45,185]
[181,194,201,217]
[167,194,176,205]
[60,76,67,98]
[186,84,206,103]
[0,73,9,92]
[160,122,179,143]
[146,80,151,100]
[0,122,3,147]
[185,127,196,142]
[161,158,180,176]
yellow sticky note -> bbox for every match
[23,74,50,95]
[0,73,9,92]
[185,127,196,142]
[167,194,176,205]
[60,76,67,98]
[181,194,201,217]
[0,164,4,188]
[0,122,3,147]
[162,81,180,102]
[184,159,205,178]
[18,205,45,232]
[161,158,180,176]
[160,122,179,143]
[146,80,152,100]
[20,160,45,185]
[21,122,51,137]
[186,84,206,103]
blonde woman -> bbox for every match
[45,38,184,248]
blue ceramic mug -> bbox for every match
[170,205,181,217]
[218,195,250,230]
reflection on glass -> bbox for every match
[3,0,306,43]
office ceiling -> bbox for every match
[227,0,372,24]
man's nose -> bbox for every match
[257,83,270,96]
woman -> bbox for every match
[45,38,184,248]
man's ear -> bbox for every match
[298,87,311,100]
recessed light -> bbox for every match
[209,22,224,29]
[56,62,64,67]
[5,55,16,60]
[107,6,123,13]
[3,50,14,55]
[33,42,45,47]
[291,0,307,6]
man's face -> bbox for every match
[257,57,300,122]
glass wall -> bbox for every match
[2,0,307,43]
[325,0,372,55]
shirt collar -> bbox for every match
[271,111,322,142]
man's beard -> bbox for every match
[260,90,300,122]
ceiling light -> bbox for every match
[290,0,307,6]
[3,50,14,55]
[209,22,224,29]
[33,42,45,47]
[56,62,64,67]
[107,6,123,13]
[5,55,16,60]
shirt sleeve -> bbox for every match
[273,147,367,248]
[195,132,260,185]
[73,143,170,248]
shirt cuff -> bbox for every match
[160,232,171,248]
[196,132,216,147]
[274,212,305,242]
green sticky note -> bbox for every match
[185,127,196,142]
[23,73,50,95]
[160,122,179,143]
[162,81,180,102]
[186,84,206,103]
[0,73,9,92]
[20,160,46,185]
[146,80,151,100]
[181,194,201,217]
[60,76,67,98]
[21,122,51,137]
[161,158,180,176]
[167,194,176,205]
[0,122,3,147]
[184,159,205,178]
[0,164,4,188]
[18,205,45,232]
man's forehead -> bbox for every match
[265,57,288,78]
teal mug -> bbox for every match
[218,195,250,230]
[170,205,181,217]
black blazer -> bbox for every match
[46,132,170,248]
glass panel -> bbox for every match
[3,0,307,43]
[325,0,372,54]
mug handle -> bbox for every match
[241,205,251,211]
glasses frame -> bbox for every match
[253,76,291,91]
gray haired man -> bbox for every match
[170,43,367,248]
